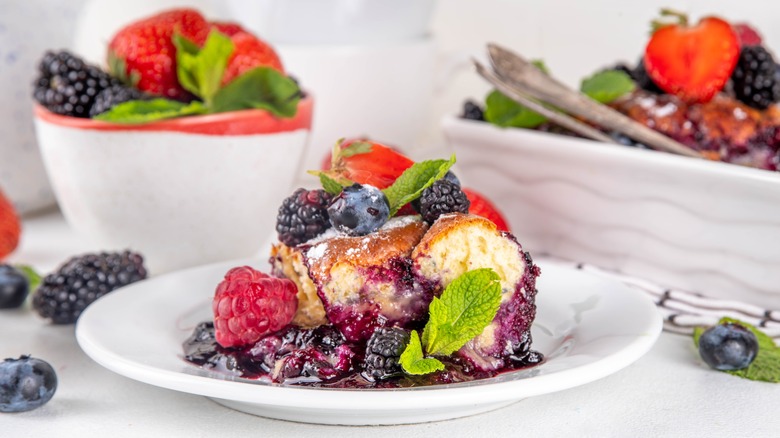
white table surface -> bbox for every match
[2,211,778,437]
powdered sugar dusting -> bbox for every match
[381,215,421,230]
[307,243,328,261]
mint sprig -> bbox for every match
[382,155,456,216]
[580,70,636,104]
[400,268,503,375]
[95,99,207,123]
[210,67,300,117]
[173,30,234,105]
[694,317,780,383]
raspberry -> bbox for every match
[276,188,333,247]
[417,179,470,224]
[89,84,145,117]
[212,266,298,348]
[32,251,147,324]
[363,327,410,380]
[731,46,780,109]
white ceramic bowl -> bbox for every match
[34,100,313,274]
[443,116,780,310]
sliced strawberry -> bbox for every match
[221,31,284,86]
[322,139,414,189]
[644,13,739,103]
[0,189,21,259]
[108,9,210,100]
[462,188,509,231]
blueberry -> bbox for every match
[0,265,28,309]
[0,355,58,412]
[698,323,759,371]
[327,184,390,236]
[461,100,484,121]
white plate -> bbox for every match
[75,258,662,425]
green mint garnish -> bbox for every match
[580,70,636,104]
[400,268,502,375]
[210,67,300,118]
[694,317,780,383]
[382,155,455,216]
[94,99,207,124]
[15,265,41,293]
[319,173,346,196]
[173,30,234,105]
[484,59,549,129]
[399,330,445,375]
[484,90,548,129]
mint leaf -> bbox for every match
[484,90,548,129]
[382,155,455,216]
[210,67,300,118]
[15,265,41,292]
[694,317,780,383]
[174,30,234,105]
[424,268,502,356]
[581,70,636,104]
[400,330,445,375]
[94,99,207,124]
[319,174,345,196]
[340,141,373,158]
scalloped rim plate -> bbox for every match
[76,258,662,425]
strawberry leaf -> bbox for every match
[173,30,234,105]
[319,174,345,196]
[94,99,207,124]
[210,67,300,118]
[340,141,373,158]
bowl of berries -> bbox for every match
[32,9,313,274]
[445,11,780,309]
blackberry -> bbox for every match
[417,179,470,224]
[632,59,664,94]
[276,188,333,246]
[33,50,118,118]
[731,46,780,109]
[32,251,147,324]
[461,100,484,121]
[327,183,390,236]
[89,84,145,117]
[363,327,410,380]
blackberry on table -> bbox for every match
[731,46,780,109]
[363,327,410,380]
[89,84,145,117]
[461,100,485,121]
[32,251,147,324]
[632,59,665,94]
[33,51,119,118]
[417,179,470,224]
[276,188,333,246]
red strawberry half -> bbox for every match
[321,139,414,189]
[212,266,298,348]
[644,12,739,103]
[108,8,210,100]
[0,189,20,260]
[462,188,509,231]
[221,31,284,86]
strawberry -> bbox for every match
[733,23,762,47]
[462,188,509,231]
[644,11,739,103]
[221,31,284,86]
[210,21,246,37]
[0,189,21,260]
[212,266,298,348]
[108,8,210,100]
[321,139,414,189]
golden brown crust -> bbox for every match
[270,243,328,327]
[304,219,428,285]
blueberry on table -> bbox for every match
[0,265,28,309]
[0,356,58,413]
[698,323,759,371]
